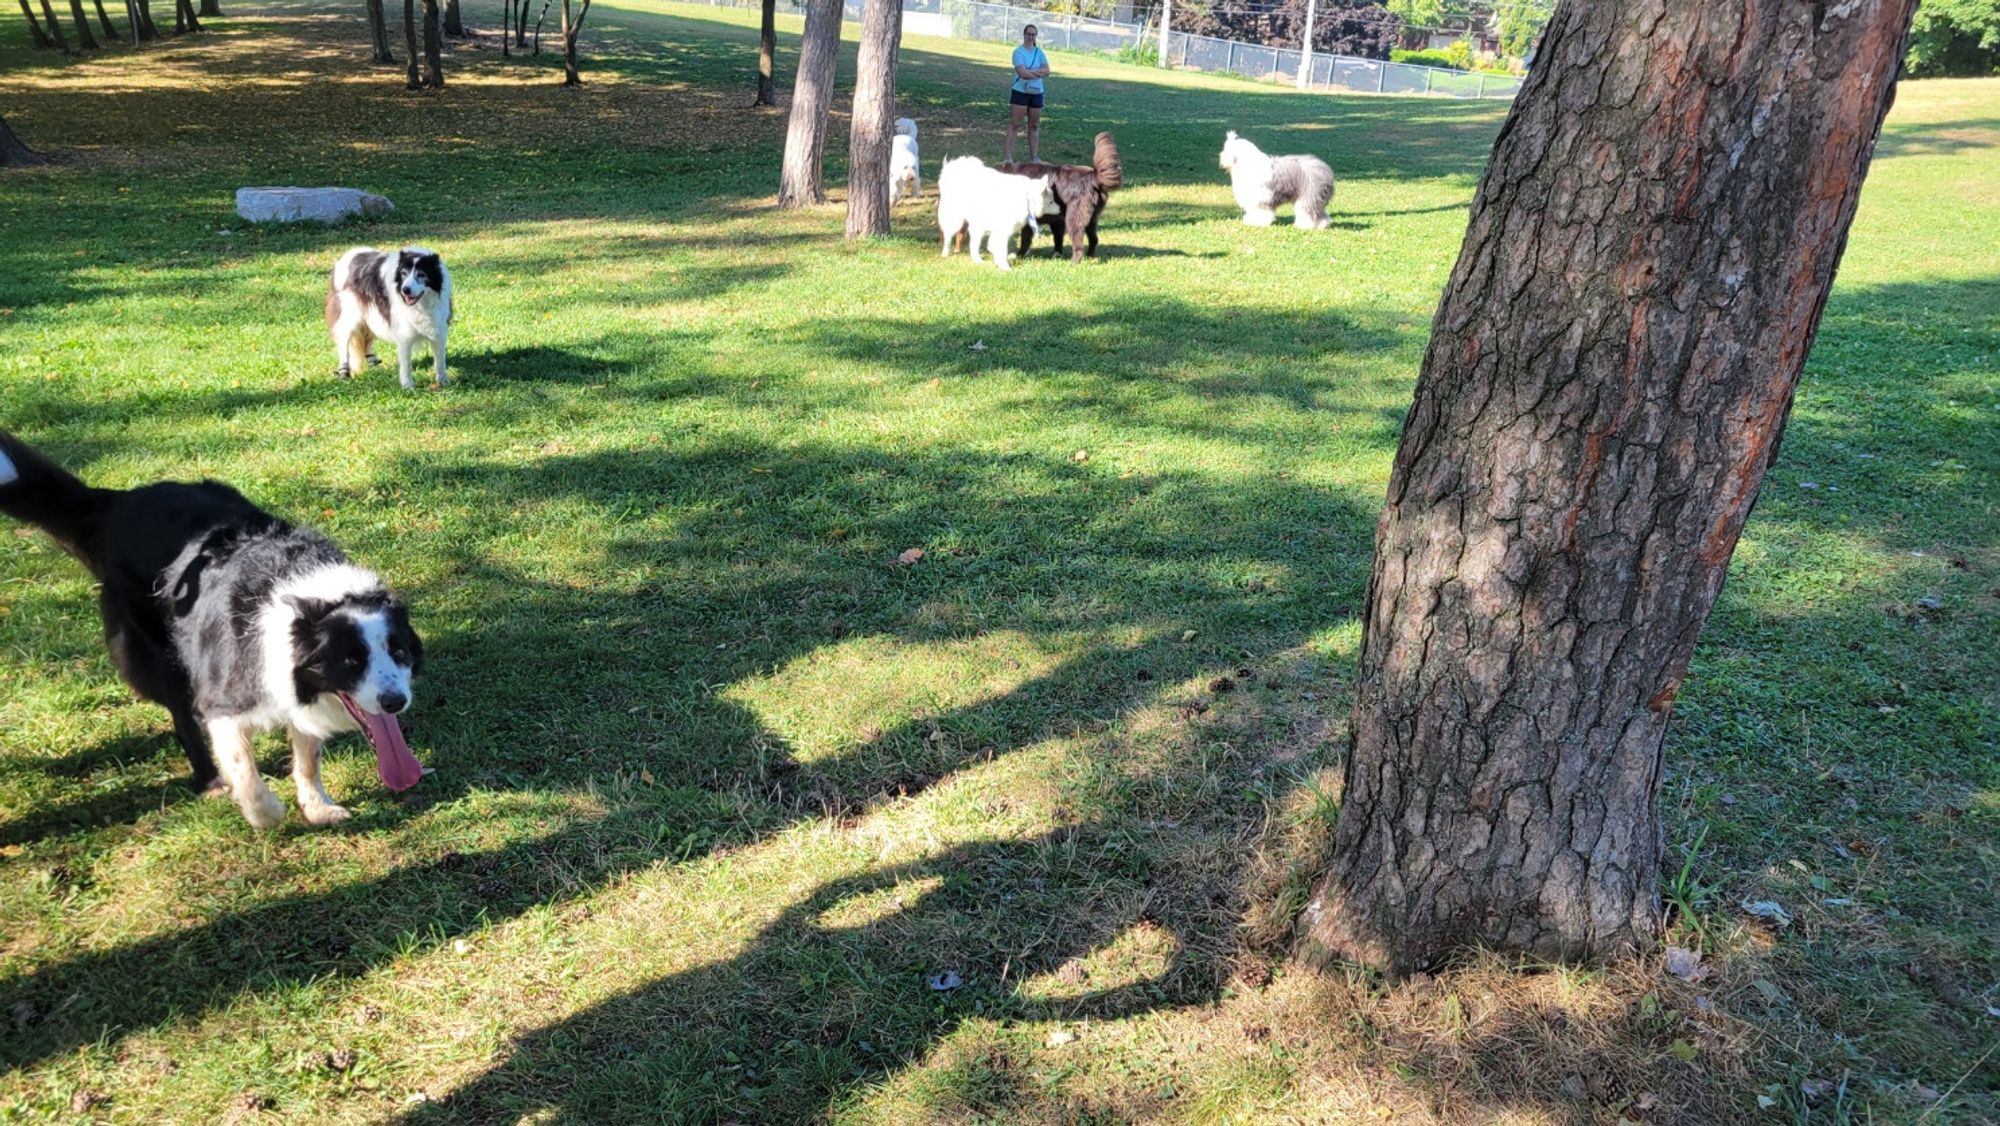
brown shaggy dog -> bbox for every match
[999,132,1124,263]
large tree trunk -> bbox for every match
[171,0,198,34]
[421,0,443,85]
[777,0,841,208]
[90,0,115,39]
[17,0,56,47]
[365,0,394,61]
[67,0,99,47]
[843,0,899,238]
[1298,0,1919,975]
[443,0,464,35]
[0,113,44,167]
[754,0,776,105]
[197,0,215,16]
[133,0,156,40]
[37,0,71,48]
[403,0,420,86]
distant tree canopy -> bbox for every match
[1176,0,1401,59]
[1382,0,1549,58]
[1906,0,2000,74]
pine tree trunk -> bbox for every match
[36,0,70,50]
[197,0,215,16]
[1297,0,1919,976]
[844,0,899,238]
[91,0,115,39]
[777,0,841,208]
[172,0,198,34]
[514,0,529,46]
[421,0,443,85]
[443,0,463,35]
[403,0,420,86]
[134,0,156,40]
[67,0,100,48]
[754,0,776,105]
[0,113,44,167]
[17,0,55,47]
[365,0,393,61]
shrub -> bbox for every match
[1906,0,2000,76]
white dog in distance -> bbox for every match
[936,156,1054,271]
[891,117,921,204]
[1218,130,1335,229]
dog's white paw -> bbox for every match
[301,802,352,826]
[239,789,286,830]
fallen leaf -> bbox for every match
[1664,945,1709,982]
[927,970,964,991]
[452,938,473,955]
[1740,899,1793,928]
[1072,449,1089,462]
[1181,629,1198,642]
[1751,978,1788,1006]
[895,547,925,566]
[1756,1094,1777,1109]
[1800,1078,1834,1101]
[969,340,987,352]
[1665,1038,1697,1062]
[1046,1028,1075,1046]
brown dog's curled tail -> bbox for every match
[1092,132,1124,191]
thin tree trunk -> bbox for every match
[844,0,899,238]
[0,113,44,167]
[777,0,841,208]
[754,0,776,105]
[403,0,420,87]
[532,0,548,54]
[172,0,198,34]
[515,0,529,46]
[1297,0,1920,975]
[91,0,115,39]
[197,0,215,15]
[134,0,155,40]
[17,0,55,47]
[364,0,393,61]
[500,0,508,55]
[421,0,443,85]
[558,0,588,84]
[443,0,463,35]
[68,0,100,48]
[36,0,70,49]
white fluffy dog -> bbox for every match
[1219,130,1335,229]
[326,246,453,390]
[936,156,1054,271]
[890,117,921,204]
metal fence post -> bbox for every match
[1423,67,1433,94]
[1477,72,1485,98]
[1228,39,1236,73]
[1377,62,1386,92]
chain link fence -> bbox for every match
[694,0,1519,98]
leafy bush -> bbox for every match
[1391,43,1470,69]
[1906,0,2000,76]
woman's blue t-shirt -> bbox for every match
[1012,45,1047,94]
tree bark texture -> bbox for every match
[172,0,197,34]
[403,0,420,86]
[0,113,45,167]
[443,0,464,35]
[365,0,394,61]
[35,0,70,50]
[777,0,841,208]
[67,0,100,48]
[1299,0,1918,975]
[421,0,443,86]
[134,0,156,40]
[17,0,55,48]
[91,0,115,40]
[197,0,215,16]
[843,0,900,238]
[515,0,529,46]
[755,0,776,105]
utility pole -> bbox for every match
[1156,0,1169,66]
[1295,0,1318,89]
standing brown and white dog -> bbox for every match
[999,131,1124,263]
[327,246,453,390]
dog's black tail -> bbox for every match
[0,431,113,566]
[1092,132,1124,191]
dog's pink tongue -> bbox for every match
[339,694,426,791]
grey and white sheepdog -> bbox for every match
[1219,130,1334,229]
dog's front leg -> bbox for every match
[209,718,284,830]
[396,341,416,391]
[290,727,350,825]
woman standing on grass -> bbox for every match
[1006,24,1050,163]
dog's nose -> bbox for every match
[379,690,409,715]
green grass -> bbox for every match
[0,3,1995,1122]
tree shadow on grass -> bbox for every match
[0,435,1380,1075]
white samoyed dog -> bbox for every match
[890,117,921,204]
[935,156,1054,271]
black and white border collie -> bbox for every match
[0,433,427,830]
[327,246,453,391]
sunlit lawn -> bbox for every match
[0,2,1994,1120]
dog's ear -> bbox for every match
[1226,130,1238,142]
[285,594,337,625]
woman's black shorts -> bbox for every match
[1009,89,1045,109]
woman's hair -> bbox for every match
[1023,23,1037,35]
